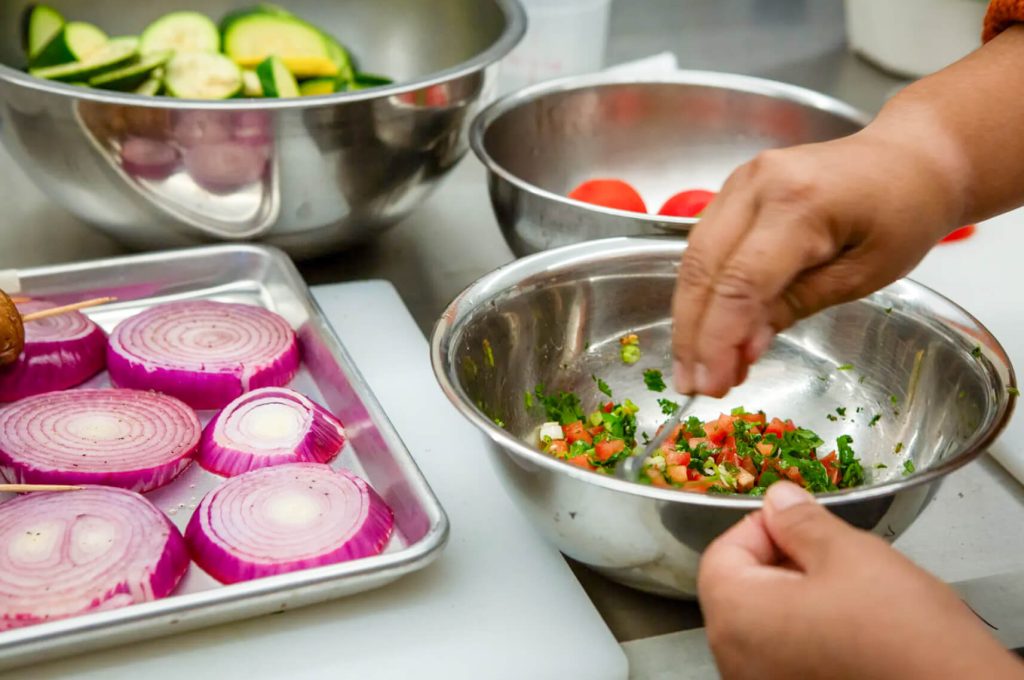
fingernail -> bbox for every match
[673,359,691,394]
[766,482,814,512]
[695,363,712,394]
[749,324,775,363]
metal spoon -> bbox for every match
[616,395,696,482]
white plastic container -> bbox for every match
[845,0,987,78]
[499,0,614,93]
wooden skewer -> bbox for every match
[21,296,116,322]
[0,484,82,493]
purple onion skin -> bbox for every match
[120,137,181,181]
[106,347,299,411]
[198,388,346,477]
[0,487,189,630]
[0,312,106,403]
[185,464,394,585]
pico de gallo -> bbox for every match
[530,385,866,495]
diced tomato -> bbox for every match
[739,456,757,476]
[667,466,690,484]
[603,401,614,413]
[820,451,837,466]
[705,419,730,445]
[723,435,737,452]
[688,437,708,449]
[783,419,797,432]
[783,466,805,485]
[765,418,787,439]
[657,189,717,218]
[568,179,647,213]
[738,412,767,425]
[545,439,568,457]
[587,425,605,437]
[682,479,718,493]
[688,468,704,481]
[665,451,691,467]
[648,470,671,488]
[719,450,739,467]
[756,442,775,457]
[594,438,625,462]
[668,425,684,445]
[566,455,596,471]
[564,421,593,445]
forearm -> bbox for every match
[867,25,1024,226]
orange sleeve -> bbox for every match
[984,0,1024,42]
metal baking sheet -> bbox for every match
[0,244,449,670]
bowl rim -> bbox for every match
[430,236,1018,510]
[0,0,526,109]
[469,70,873,231]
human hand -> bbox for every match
[670,129,965,397]
[697,482,1024,680]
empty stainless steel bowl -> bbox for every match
[471,71,869,256]
[431,237,1016,598]
[0,0,525,258]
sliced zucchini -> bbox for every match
[140,11,220,55]
[108,36,141,53]
[30,21,108,69]
[89,50,171,91]
[256,56,298,98]
[223,14,334,75]
[298,77,336,97]
[134,73,164,96]
[163,52,242,99]
[219,3,292,33]
[322,33,355,82]
[21,4,65,61]
[241,69,263,97]
[346,72,394,91]
[30,42,136,83]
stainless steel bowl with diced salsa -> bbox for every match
[431,237,1016,598]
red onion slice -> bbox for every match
[183,141,269,194]
[107,300,300,410]
[199,387,345,477]
[0,388,200,493]
[186,463,393,584]
[0,486,188,630]
[0,299,106,403]
[120,137,180,181]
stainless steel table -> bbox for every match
[0,0,964,647]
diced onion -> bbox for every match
[0,486,188,630]
[186,463,393,584]
[199,387,346,477]
[0,299,106,403]
[0,388,200,493]
[107,300,300,410]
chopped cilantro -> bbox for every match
[858,375,867,384]
[875,463,888,469]
[836,407,847,417]
[958,390,967,400]
[826,414,838,422]
[730,406,746,415]
[890,395,899,407]
[658,398,680,415]
[903,459,915,475]
[593,375,613,398]
[524,392,534,409]
[855,407,864,414]
[971,346,983,359]
[533,384,585,425]
[837,363,854,371]
[686,416,706,438]
[493,416,505,428]
[884,306,894,315]
[643,369,667,392]
[1010,387,1021,397]
[837,435,864,488]
[894,442,904,454]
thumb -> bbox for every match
[761,482,856,573]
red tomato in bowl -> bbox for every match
[568,179,647,213]
[658,189,717,218]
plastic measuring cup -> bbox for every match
[499,0,614,93]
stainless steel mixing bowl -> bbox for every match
[431,237,1016,598]
[471,71,869,257]
[0,0,525,258]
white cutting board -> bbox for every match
[909,210,1024,484]
[0,281,627,680]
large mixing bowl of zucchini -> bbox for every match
[0,1,525,256]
